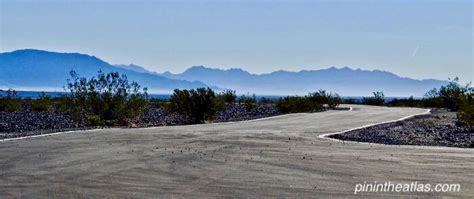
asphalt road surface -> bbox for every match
[0,105,472,198]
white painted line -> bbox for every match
[0,129,102,142]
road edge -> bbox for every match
[317,108,472,150]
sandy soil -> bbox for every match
[0,105,472,198]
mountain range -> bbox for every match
[0,49,209,93]
[0,49,448,97]
[160,66,448,97]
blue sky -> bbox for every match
[1,0,472,83]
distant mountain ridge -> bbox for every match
[0,49,448,96]
[161,66,448,97]
[0,49,210,93]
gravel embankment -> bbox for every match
[1,104,282,139]
[330,109,473,148]
[136,107,193,126]
[0,111,86,139]
[215,104,280,122]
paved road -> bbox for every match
[0,105,472,198]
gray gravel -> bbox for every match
[215,104,280,122]
[330,109,473,148]
[0,104,282,138]
[0,111,86,139]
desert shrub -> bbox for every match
[30,92,53,111]
[387,96,424,107]
[362,91,385,106]
[327,93,342,108]
[423,78,470,111]
[457,91,474,128]
[239,94,257,111]
[169,87,218,124]
[308,90,341,108]
[86,115,104,126]
[276,96,322,113]
[214,90,237,111]
[423,88,443,108]
[65,70,148,126]
[0,89,21,111]
[308,90,329,104]
[53,96,74,112]
[219,90,237,104]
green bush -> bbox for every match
[457,92,473,128]
[327,93,342,108]
[276,96,322,113]
[0,89,21,111]
[308,90,341,108]
[65,70,148,126]
[387,96,424,107]
[362,91,385,106]
[30,92,52,111]
[219,90,237,104]
[308,90,329,104]
[239,94,257,111]
[423,78,470,111]
[87,115,105,126]
[169,88,218,124]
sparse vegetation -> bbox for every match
[219,90,237,104]
[362,91,385,106]
[308,90,342,108]
[64,70,148,126]
[276,96,323,113]
[29,92,53,111]
[0,89,21,111]
[169,88,218,124]
[238,94,257,111]
[386,96,423,107]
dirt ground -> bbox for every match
[0,105,472,198]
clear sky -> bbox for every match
[1,0,472,83]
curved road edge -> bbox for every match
[316,108,471,150]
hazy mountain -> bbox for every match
[0,49,209,93]
[0,49,449,97]
[162,66,449,97]
[114,64,154,74]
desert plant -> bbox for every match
[327,93,342,108]
[0,88,21,111]
[64,70,148,126]
[276,96,322,113]
[457,90,474,128]
[30,92,53,111]
[308,90,341,108]
[308,90,329,104]
[239,94,257,111]
[387,96,424,107]
[219,90,237,104]
[362,91,385,106]
[169,87,218,124]
[423,78,471,111]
